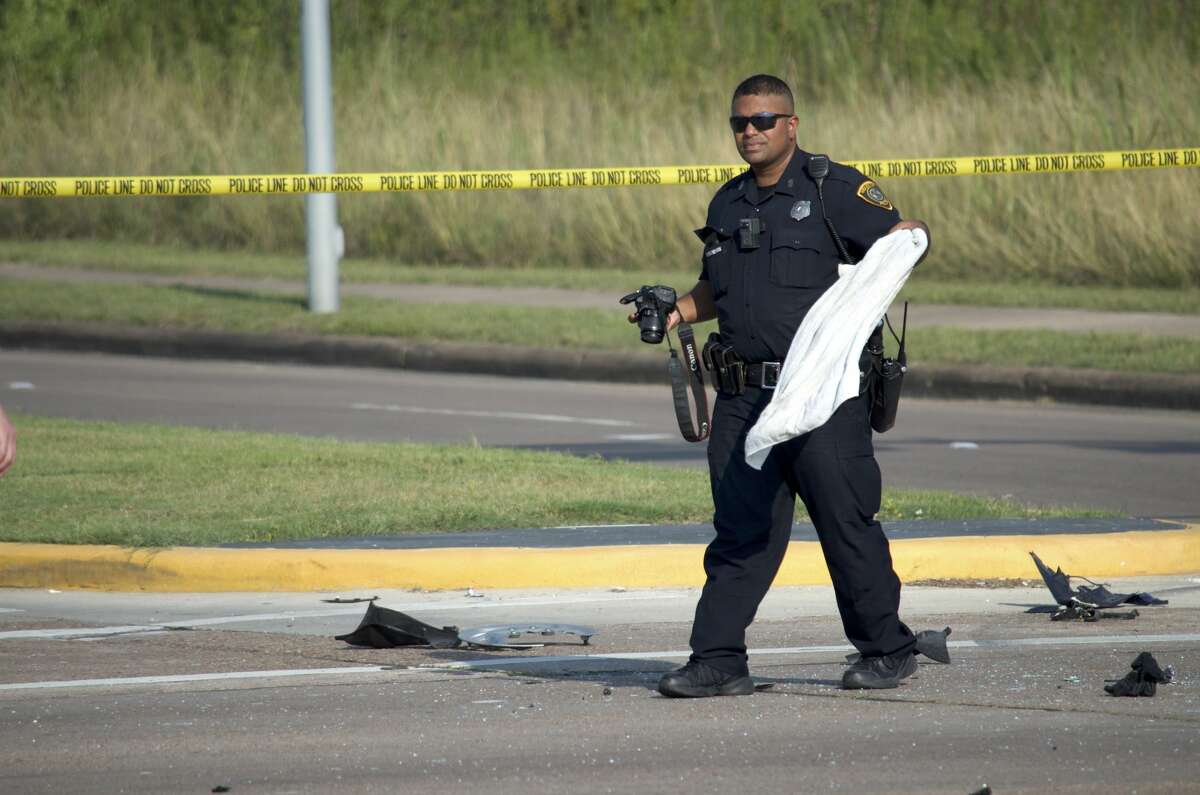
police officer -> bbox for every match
[649,74,930,696]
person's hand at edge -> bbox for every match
[0,405,15,478]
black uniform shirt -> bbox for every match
[697,148,901,363]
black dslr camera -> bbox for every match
[620,285,677,344]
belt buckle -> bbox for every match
[762,362,781,389]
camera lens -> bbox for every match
[640,307,664,344]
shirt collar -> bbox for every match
[738,148,811,204]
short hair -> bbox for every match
[731,74,794,112]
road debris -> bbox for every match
[1029,551,1167,621]
[335,603,461,649]
[1105,652,1171,697]
[846,627,952,664]
[335,603,597,651]
[457,623,596,650]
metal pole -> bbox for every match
[301,0,341,313]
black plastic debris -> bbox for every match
[1105,652,1170,697]
[334,603,462,649]
[846,627,952,664]
[321,595,379,604]
[1050,606,1139,623]
[335,604,599,651]
[1029,551,1167,621]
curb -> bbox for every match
[1,527,1196,592]
[2,322,1199,411]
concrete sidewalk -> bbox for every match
[2,518,1196,592]
[5,262,1200,337]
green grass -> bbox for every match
[0,415,1112,547]
[0,238,672,293]
[3,239,1200,313]
[2,278,1196,374]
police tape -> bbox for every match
[2,147,1196,199]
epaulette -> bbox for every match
[827,159,894,211]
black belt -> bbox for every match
[744,361,782,389]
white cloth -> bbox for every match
[744,228,928,470]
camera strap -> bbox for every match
[666,322,710,442]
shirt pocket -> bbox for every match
[769,234,837,289]
[699,229,735,297]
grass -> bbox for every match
[0,415,1113,547]
[0,2,1197,287]
[3,238,1200,314]
[1,278,1196,374]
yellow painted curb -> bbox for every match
[1,527,1196,592]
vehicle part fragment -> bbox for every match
[457,623,596,650]
[334,605,597,651]
[1105,651,1170,697]
[335,603,461,649]
[1029,551,1167,621]
[846,626,952,664]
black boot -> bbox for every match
[841,651,918,690]
[658,660,755,698]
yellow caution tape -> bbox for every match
[1,147,1196,199]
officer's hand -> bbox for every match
[890,220,931,264]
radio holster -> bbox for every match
[861,303,908,433]
[702,334,747,396]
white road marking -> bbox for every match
[2,633,1197,693]
[605,433,674,441]
[0,592,695,640]
[949,441,980,450]
[7,382,34,390]
[0,608,25,613]
[421,632,1200,669]
[350,402,635,428]
[0,666,389,692]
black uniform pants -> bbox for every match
[689,389,915,676]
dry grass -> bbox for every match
[1,3,1196,287]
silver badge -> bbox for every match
[790,200,811,221]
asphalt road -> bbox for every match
[2,581,1199,794]
[4,349,1198,517]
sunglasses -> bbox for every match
[729,112,792,133]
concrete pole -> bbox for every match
[301,0,341,313]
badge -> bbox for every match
[789,200,811,221]
[856,180,894,210]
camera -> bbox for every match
[737,217,762,250]
[620,284,677,344]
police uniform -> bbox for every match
[689,147,915,677]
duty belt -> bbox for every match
[744,361,782,390]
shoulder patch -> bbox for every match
[856,180,893,210]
